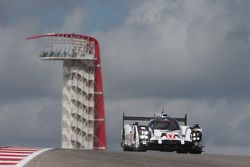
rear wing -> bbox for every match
[122,113,187,127]
[175,115,188,125]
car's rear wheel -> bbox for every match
[123,147,133,151]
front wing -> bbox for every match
[138,138,202,152]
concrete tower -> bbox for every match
[27,33,106,150]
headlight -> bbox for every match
[140,135,149,140]
[141,131,149,135]
[139,130,150,140]
[191,131,202,142]
[140,135,145,139]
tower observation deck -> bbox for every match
[27,33,106,150]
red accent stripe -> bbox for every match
[0,148,39,151]
[0,154,27,157]
[0,162,17,165]
[0,158,23,161]
[0,149,35,152]
[93,37,106,150]
[26,33,98,44]
[0,146,42,166]
[0,151,34,154]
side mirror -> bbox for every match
[133,122,139,125]
[193,124,200,128]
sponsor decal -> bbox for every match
[166,134,175,140]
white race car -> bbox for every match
[121,113,203,154]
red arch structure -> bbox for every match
[27,33,106,150]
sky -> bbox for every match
[0,0,250,155]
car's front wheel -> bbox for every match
[189,148,202,154]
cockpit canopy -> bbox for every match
[148,117,180,131]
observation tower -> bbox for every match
[27,33,106,150]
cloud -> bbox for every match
[0,17,62,103]
[126,0,168,26]
[0,98,61,147]
[60,7,87,33]
[97,0,250,100]
[0,12,62,146]
[4,0,74,9]
[0,1,6,25]
[96,0,250,154]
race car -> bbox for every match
[121,112,203,154]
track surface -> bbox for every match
[25,149,250,167]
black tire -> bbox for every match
[189,149,202,154]
[123,147,132,151]
[137,149,146,152]
[177,150,189,154]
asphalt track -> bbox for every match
[25,149,250,167]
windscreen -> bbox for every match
[149,119,180,131]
